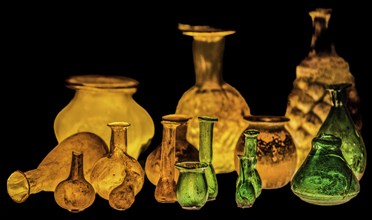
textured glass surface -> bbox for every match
[235,116,297,189]
[198,116,218,201]
[175,162,208,210]
[145,114,199,185]
[176,24,250,174]
[285,8,362,169]
[54,151,95,213]
[7,132,108,203]
[235,129,262,208]
[291,134,360,206]
[316,84,366,180]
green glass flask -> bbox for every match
[316,83,366,180]
[198,116,218,201]
[235,129,262,208]
[291,133,360,206]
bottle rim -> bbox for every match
[65,75,139,91]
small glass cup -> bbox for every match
[175,162,209,210]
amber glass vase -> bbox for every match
[235,116,297,189]
[145,114,199,186]
[285,8,362,169]
[54,74,155,159]
[176,24,250,174]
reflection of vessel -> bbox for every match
[176,24,250,174]
[285,8,362,169]
[7,132,108,203]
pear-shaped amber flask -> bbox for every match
[54,74,155,159]
[7,132,108,203]
[176,24,250,174]
[90,122,145,201]
[54,151,95,213]
[285,8,362,168]
[145,114,199,185]
[291,134,360,206]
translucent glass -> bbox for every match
[7,132,108,203]
[285,8,362,169]
[54,151,95,213]
[291,134,360,206]
[54,74,155,159]
[176,24,250,174]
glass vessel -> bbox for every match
[7,132,108,203]
[235,129,262,208]
[235,116,297,189]
[316,83,366,180]
[90,122,145,201]
[175,24,250,174]
[154,115,183,203]
[198,116,218,201]
[145,114,199,185]
[291,134,360,206]
[285,8,362,169]
[54,74,155,159]
[54,151,95,213]
[175,162,209,210]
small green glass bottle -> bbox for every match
[198,116,218,201]
[316,83,366,180]
[235,129,262,208]
[291,133,360,206]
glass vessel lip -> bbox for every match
[162,114,192,123]
[244,115,290,123]
[178,23,235,37]
[325,83,352,91]
[175,162,209,170]
[198,115,218,122]
[65,74,139,91]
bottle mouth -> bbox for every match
[178,23,235,38]
[244,115,290,123]
[65,75,139,91]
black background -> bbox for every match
[1,1,371,219]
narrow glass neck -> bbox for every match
[108,122,130,153]
[309,8,335,56]
[69,151,84,180]
[199,116,218,164]
[193,37,224,87]
[160,121,180,177]
[243,131,259,158]
[328,84,350,108]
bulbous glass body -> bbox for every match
[7,132,108,203]
[176,24,250,174]
[54,74,155,159]
[316,83,366,180]
[291,134,360,206]
[54,151,95,213]
[285,8,362,169]
[145,114,199,186]
[235,116,297,189]
[175,162,208,210]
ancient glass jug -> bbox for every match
[7,132,108,203]
[198,116,218,201]
[90,122,145,201]
[54,151,95,213]
[291,134,360,206]
[285,8,362,169]
[175,162,209,210]
[145,114,199,186]
[316,83,366,180]
[175,24,250,174]
[235,116,297,189]
[154,115,183,203]
[54,74,155,159]
[235,129,262,208]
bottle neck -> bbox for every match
[309,9,336,56]
[108,122,130,154]
[193,37,224,88]
[69,151,84,180]
[199,117,217,164]
[160,121,180,178]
